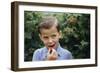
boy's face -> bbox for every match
[39,25,61,50]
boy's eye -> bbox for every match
[43,36,48,39]
[51,35,56,38]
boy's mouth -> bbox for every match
[48,44,56,49]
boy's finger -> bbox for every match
[51,49,57,55]
[48,48,53,54]
[52,49,56,53]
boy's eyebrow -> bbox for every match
[42,35,49,38]
[43,36,48,37]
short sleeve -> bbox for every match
[32,49,41,61]
[63,49,73,59]
[66,51,73,59]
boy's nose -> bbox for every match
[48,38,53,43]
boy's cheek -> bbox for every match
[40,37,48,44]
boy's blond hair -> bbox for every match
[38,16,60,33]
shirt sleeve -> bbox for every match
[32,49,41,61]
[67,51,73,59]
[63,49,73,59]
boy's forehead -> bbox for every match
[40,26,59,35]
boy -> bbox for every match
[32,16,73,61]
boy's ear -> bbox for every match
[59,31,62,39]
[39,34,41,38]
[39,34,42,40]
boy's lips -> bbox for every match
[48,44,55,48]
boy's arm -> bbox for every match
[67,51,73,59]
[32,49,41,61]
[68,53,73,59]
[62,49,73,59]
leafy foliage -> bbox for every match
[24,11,90,61]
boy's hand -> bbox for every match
[46,48,58,60]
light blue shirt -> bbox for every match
[32,45,73,61]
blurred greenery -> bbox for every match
[24,11,90,61]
